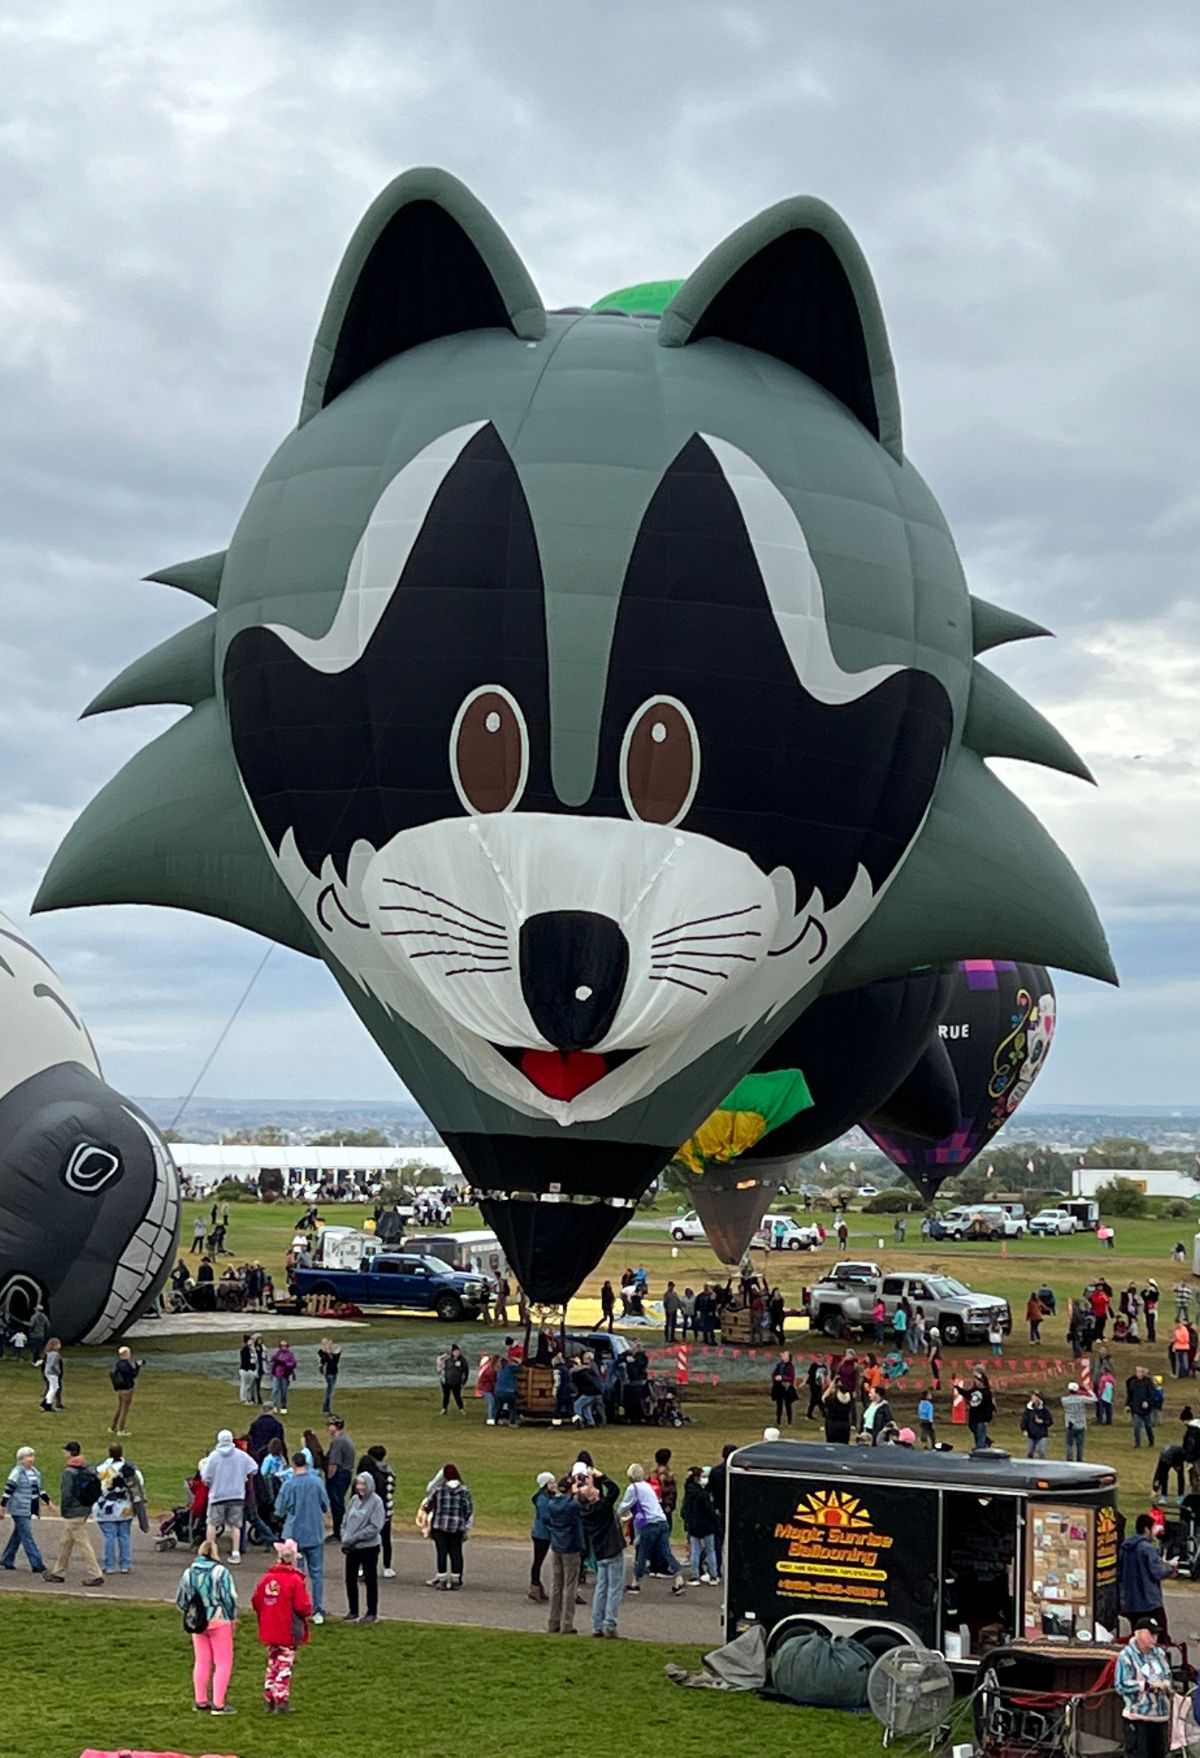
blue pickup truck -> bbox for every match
[293,1252,487,1322]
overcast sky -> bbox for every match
[3,1,1198,1112]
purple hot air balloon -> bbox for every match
[865,959,1056,1202]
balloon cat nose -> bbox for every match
[519,911,630,1051]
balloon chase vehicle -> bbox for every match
[0,913,180,1343]
[38,169,1111,1299]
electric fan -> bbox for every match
[866,1646,955,1748]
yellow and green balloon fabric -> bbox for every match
[675,1069,813,1175]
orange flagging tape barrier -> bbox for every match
[641,1343,1079,1388]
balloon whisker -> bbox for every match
[381,929,506,950]
[381,878,504,931]
[652,905,763,941]
[405,945,505,960]
[377,903,506,940]
[651,962,730,981]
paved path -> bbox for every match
[7,1518,1200,1652]
[0,1519,723,1642]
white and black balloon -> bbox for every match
[0,913,180,1343]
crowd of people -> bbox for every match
[170,1256,276,1314]
[524,1444,730,1637]
[594,1270,788,1347]
[8,1191,1200,1735]
[771,1338,1181,1471]
[0,1379,409,1715]
[450,1335,683,1429]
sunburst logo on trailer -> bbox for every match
[793,1490,873,1530]
[772,1488,895,1603]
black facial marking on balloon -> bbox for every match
[316,884,369,934]
[63,1143,122,1193]
[518,911,629,1052]
[0,953,13,978]
[596,435,953,910]
[768,914,830,964]
[33,983,82,1030]
[224,423,551,881]
[225,426,951,915]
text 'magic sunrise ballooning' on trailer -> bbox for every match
[724,1441,1118,1664]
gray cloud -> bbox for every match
[2,0,1196,1104]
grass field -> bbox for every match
[9,1598,864,1758]
[0,1197,1192,1532]
[1,1196,1193,1756]
[191,1196,1195,1317]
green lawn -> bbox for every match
[1,1200,1192,1756]
[0,1337,1176,1539]
[3,1197,1186,1533]
[9,1598,857,1758]
[182,1196,1194,1312]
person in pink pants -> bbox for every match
[176,1537,240,1716]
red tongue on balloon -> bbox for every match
[519,1050,609,1101]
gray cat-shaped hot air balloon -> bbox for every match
[0,914,180,1343]
[35,169,1112,1300]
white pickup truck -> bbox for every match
[669,1211,822,1250]
[1029,1208,1079,1236]
[805,1269,1012,1347]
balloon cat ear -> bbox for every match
[659,195,902,461]
[299,167,547,425]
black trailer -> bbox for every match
[725,1441,1119,1665]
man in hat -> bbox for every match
[1115,1615,1172,1758]
[1061,1381,1097,1462]
[1142,1281,1159,1345]
[44,1442,103,1585]
[110,1346,141,1436]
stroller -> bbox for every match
[646,1374,686,1427]
[155,1475,207,1551]
[243,1472,285,1549]
[1162,1493,1200,1579]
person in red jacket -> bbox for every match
[250,1539,313,1714]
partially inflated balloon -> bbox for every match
[674,1068,815,1265]
[38,170,1110,1303]
[675,1071,814,1176]
[673,1070,812,1264]
[865,960,1056,1201]
[0,914,180,1342]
